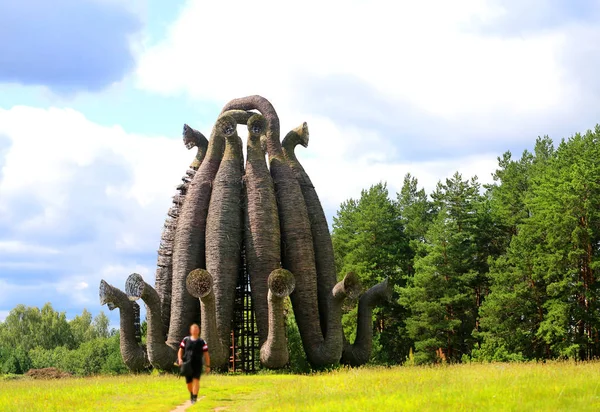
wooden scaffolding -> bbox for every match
[229,246,260,373]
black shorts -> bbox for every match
[185,368,202,383]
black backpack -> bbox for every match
[179,337,194,376]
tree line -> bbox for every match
[333,128,600,364]
[0,303,127,375]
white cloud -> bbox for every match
[97,263,155,288]
[136,0,566,119]
[132,0,600,207]
[0,106,189,251]
[0,310,8,322]
[295,115,498,213]
[0,106,188,314]
[133,0,600,176]
[135,0,527,211]
[0,240,59,255]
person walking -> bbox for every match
[178,324,211,404]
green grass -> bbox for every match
[1,362,599,411]
[0,374,184,412]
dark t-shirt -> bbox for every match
[180,336,208,369]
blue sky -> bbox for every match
[1,0,600,326]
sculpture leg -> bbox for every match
[186,269,228,370]
[99,280,148,372]
[282,122,337,336]
[205,127,244,361]
[244,114,281,346]
[308,272,362,364]
[126,273,177,370]
[342,278,393,366]
[260,269,295,369]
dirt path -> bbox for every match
[170,396,205,412]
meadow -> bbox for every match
[1,362,598,411]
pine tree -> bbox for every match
[533,130,600,359]
[333,183,406,283]
[400,173,494,363]
[485,149,533,248]
[397,173,433,276]
[480,131,600,360]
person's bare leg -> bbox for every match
[192,378,200,396]
[187,381,193,397]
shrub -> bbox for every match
[28,335,126,376]
[0,347,32,374]
[285,311,311,374]
[469,341,526,363]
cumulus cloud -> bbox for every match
[136,0,564,116]
[0,0,142,92]
[133,0,600,200]
[295,117,500,219]
[0,241,59,255]
[0,106,189,316]
[135,0,600,158]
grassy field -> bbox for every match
[1,362,599,411]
